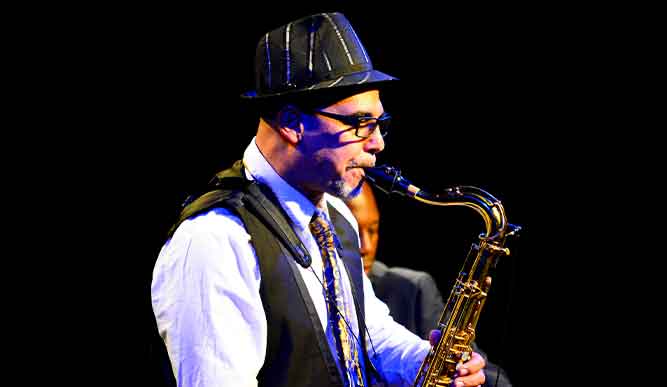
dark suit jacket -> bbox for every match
[369,260,443,340]
[368,260,513,387]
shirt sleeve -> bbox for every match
[363,271,431,387]
[151,209,266,387]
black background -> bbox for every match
[38,3,644,386]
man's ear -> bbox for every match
[276,105,304,145]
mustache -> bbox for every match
[346,158,376,170]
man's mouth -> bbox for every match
[346,166,369,178]
[346,162,375,172]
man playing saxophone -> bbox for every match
[151,11,487,387]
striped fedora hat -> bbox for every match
[241,12,398,99]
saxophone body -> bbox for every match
[364,166,521,387]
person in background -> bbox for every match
[151,12,487,387]
[346,181,513,387]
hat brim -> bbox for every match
[240,69,398,100]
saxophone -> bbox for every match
[364,165,521,387]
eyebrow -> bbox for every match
[351,111,383,118]
[340,110,372,117]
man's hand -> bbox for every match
[454,351,485,387]
[428,330,486,387]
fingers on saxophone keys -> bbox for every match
[457,367,469,376]
[453,373,485,387]
[453,352,486,387]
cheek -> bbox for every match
[369,235,379,251]
[340,144,368,170]
[313,147,356,172]
[311,150,337,174]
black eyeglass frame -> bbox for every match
[314,110,391,139]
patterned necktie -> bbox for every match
[309,208,364,387]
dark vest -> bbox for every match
[167,161,373,387]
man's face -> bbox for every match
[298,90,385,201]
[347,184,380,274]
[356,204,380,274]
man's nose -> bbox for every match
[364,128,385,154]
[359,231,370,255]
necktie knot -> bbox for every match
[309,208,335,251]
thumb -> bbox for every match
[428,329,441,346]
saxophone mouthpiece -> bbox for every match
[364,165,420,197]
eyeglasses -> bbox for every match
[314,110,391,139]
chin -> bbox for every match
[329,177,363,200]
[363,261,374,273]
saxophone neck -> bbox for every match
[364,165,521,242]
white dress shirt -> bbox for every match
[152,138,430,387]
